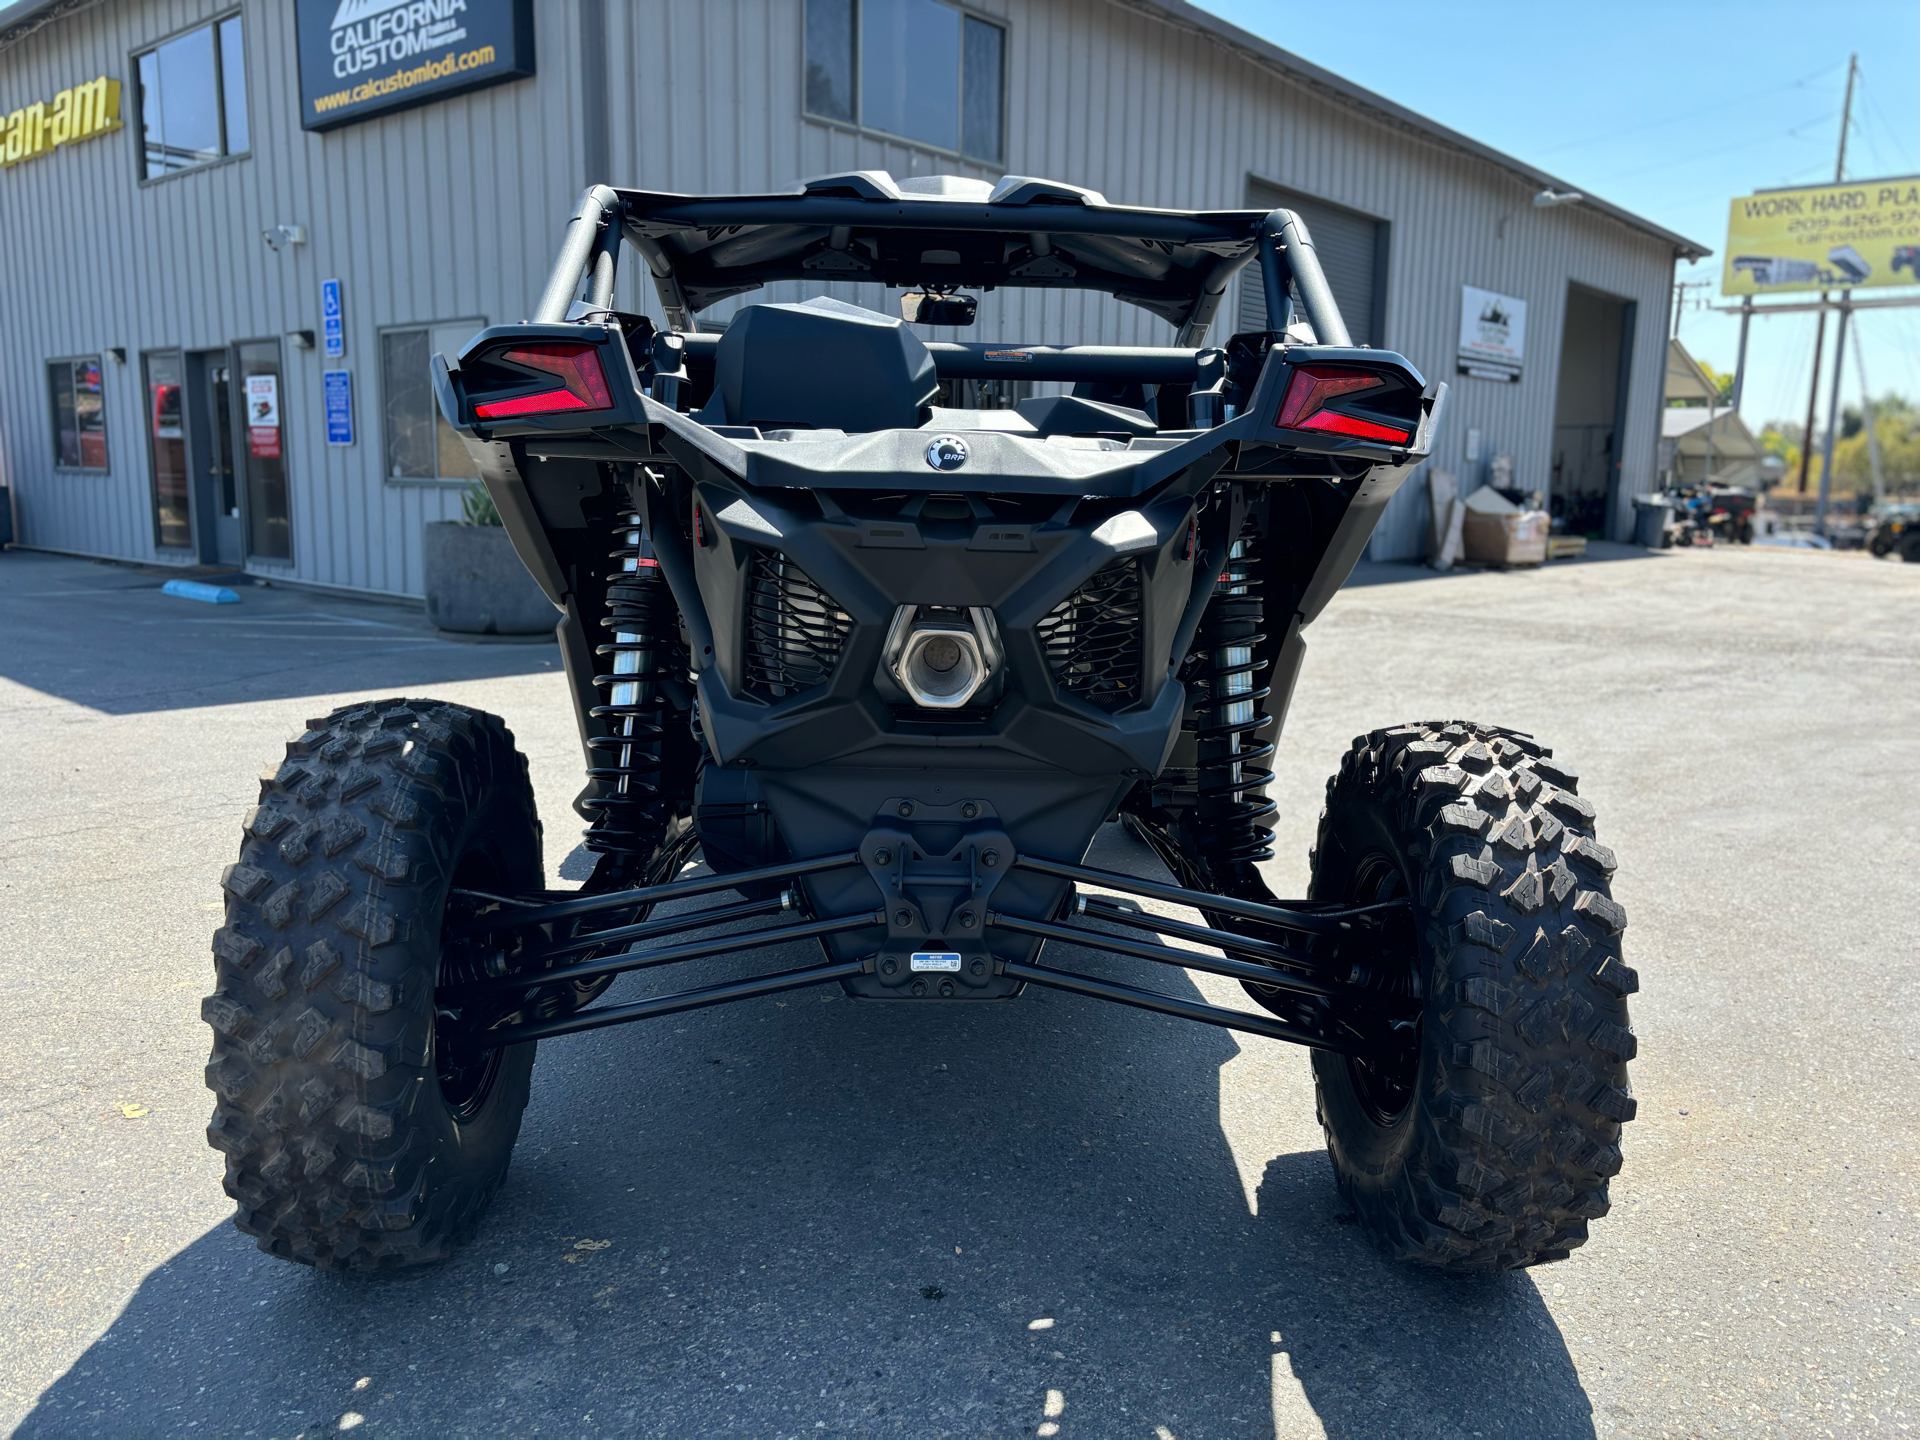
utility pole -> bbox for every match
[1795,53,1858,498]
[1795,299,1828,493]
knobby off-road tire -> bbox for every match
[1309,721,1639,1271]
[202,698,542,1269]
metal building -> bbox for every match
[0,0,1708,593]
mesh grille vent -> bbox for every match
[743,550,853,700]
[1036,558,1143,710]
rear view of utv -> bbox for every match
[203,172,1637,1274]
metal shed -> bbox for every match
[0,0,1708,593]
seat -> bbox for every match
[699,296,939,432]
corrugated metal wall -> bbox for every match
[1,0,1680,588]
[0,0,592,595]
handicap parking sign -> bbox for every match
[321,278,344,358]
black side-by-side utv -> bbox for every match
[203,171,1636,1273]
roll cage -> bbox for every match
[537,171,1353,349]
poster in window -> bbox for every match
[247,374,282,458]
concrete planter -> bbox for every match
[422,521,557,636]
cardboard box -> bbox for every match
[1462,509,1549,567]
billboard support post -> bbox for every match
[1730,296,1753,411]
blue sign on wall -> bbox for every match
[323,370,354,447]
[295,0,536,133]
[321,278,345,358]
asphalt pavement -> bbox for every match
[0,543,1914,1440]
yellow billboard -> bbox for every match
[1722,177,1919,295]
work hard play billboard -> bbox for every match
[1722,177,1919,295]
[295,0,535,132]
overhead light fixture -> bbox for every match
[1533,190,1584,208]
[287,330,316,350]
[262,223,307,251]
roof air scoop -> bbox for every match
[987,176,1110,207]
[798,170,902,200]
[896,175,997,202]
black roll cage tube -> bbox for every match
[530,185,1348,359]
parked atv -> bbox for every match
[203,174,1635,1274]
[1869,505,1920,562]
[1666,483,1756,546]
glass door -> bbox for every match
[143,350,191,550]
[183,349,242,565]
[235,339,290,560]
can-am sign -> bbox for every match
[1,77,120,169]
[295,0,534,132]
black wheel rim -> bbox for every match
[1344,850,1422,1127]
[435,848,509,1123]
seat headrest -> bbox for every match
[707,297,939,432]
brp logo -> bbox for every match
[925,435,969,472]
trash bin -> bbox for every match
[1633,495,1673,548]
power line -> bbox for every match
[1854,72,1919,174]
[1586,109,1839,186]
[1525,59,1847,159]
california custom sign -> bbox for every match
[295,0,535,133]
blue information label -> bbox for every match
[323,369,353,446]
[321,278,344,358]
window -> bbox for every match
[135,13,248,179]
[804,0,1005,164]
[143,350,191,548]
[382,323,484,482]
[236,339,291,560]
[48,357,107,470]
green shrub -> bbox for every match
[461,479,502,526]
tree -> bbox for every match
[1696,359,1737,407]
[1672,359,1737,407]
[1759,421,1802,479]
[1832,393,1919,492]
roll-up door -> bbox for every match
[1238,181,1387,346]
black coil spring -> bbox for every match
[1192,530,1276,875]
[583,512,671,856]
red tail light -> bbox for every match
[474,343,614,419]
[1276,365,1413,444]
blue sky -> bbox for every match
[1195,0,1921,427]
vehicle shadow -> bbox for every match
[0,551,558,715]
[17,839,1592,1440]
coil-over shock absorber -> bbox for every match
[1192,526,1278,895]
[584,512,671,863]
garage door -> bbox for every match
[1237,181,1386,346]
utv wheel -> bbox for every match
[202,699,542,1269]
[1308,722,1638,1272]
